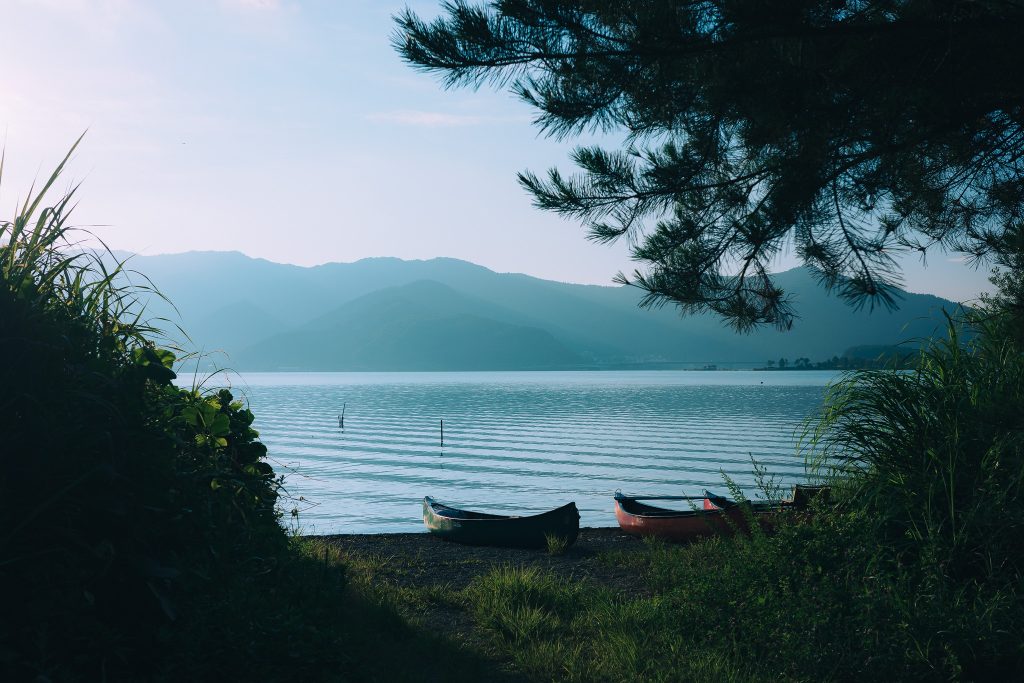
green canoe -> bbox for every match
[422,496,580,549]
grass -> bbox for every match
[451,522,847,682]
[545,533,570,555]
[337,341,1024,681]
[395,497,1019,681]
[158,538,510,682]
[800,320,1024,677]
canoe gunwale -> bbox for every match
[615,497,704,519]
[422,496,581,549]
[424,496,578,523]
[613,492,773,543]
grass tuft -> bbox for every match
[545,532,570,555]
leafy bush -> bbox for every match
[0,146,297,679]
[0,146,514,682]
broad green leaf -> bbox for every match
[209,413,230,437]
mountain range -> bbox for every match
[117,251,961,371]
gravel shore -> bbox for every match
[315,527,649,595]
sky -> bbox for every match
[0,0,995,302]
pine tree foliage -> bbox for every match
[395,0,1024,330]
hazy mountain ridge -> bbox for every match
[117,251,962,370]
[236,281,582,370]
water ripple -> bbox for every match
[231,370,834,533]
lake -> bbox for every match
[228,370,839,533]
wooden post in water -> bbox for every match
[440,419,444,448]
[339,403,346,430]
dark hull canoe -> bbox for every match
[422,497,580,549]
[704,485,830,512]
[613,493,773,543]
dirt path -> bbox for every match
[313,528,651,681]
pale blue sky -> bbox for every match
[0,0,994,302]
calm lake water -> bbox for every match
[228,371,838,533]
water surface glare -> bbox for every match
[230,371,837,533]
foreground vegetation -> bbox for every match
[3,149,1022,680]
[347,460,1019,681]
[0,151,499,681]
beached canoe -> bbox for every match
[613,492,772,542]
[422,496,580,549]
[614,493,733,542]
[702,490,778,513]
[617,485,831,542]
[704,485,830,512]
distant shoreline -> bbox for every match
[194,365,842,373]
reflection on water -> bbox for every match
[226,370,836,533]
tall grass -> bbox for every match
[1,137,162,349]
[1,145,502,682]
[800,318,1024,676]
[1,139,285,679]
[808,322,1024,576]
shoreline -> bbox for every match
[304,525,619,539]
[313,527,647,594]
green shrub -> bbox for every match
[0,145,297,679]
[0,146,508,682]
[805,321,1024,676]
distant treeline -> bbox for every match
[759,345,919,370]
